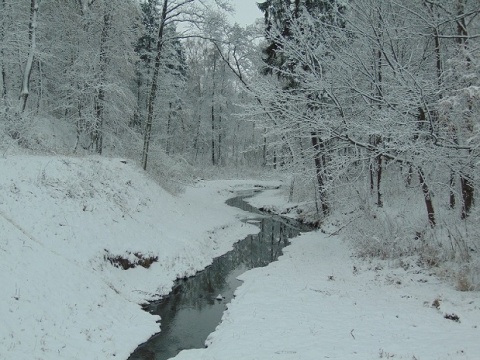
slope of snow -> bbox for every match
[0,155,273,359]
[173,191,480,360]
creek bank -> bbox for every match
[128,192,313,360]
[0,156,285,360]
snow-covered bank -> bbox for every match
[172,192,480,360]
[0,155,275,359]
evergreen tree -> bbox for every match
[257,0,346,215]
[258,0,345,80]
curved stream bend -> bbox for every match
[128,190,312,360]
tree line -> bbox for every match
[252,0,479,232]
[0,0,264,174]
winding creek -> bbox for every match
[128,190,313,360]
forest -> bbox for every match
[1,0,479,284]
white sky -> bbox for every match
[230,0,263,26]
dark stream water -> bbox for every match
[128,190,312,360]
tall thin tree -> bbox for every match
[20,0,39,112]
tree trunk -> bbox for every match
[20,0,39,113]
[311,132,329,215]
[374,46,383,207]
[130,69,142,128]
[142,0,168,171]
[0,57,5,100]
[460,173,474,219]
[455,0,474,219]
[262,128,267,167]
[211,50,217,166]
[376,154,383,207]
[35,60,43,114]
[434,27,442,89]
[370,161,375,192]
[74,105,82,153]
[218,62,227,166]
[406,164,413,186]
[93,9,110,155]
[432,7,455,211]
[0,0,7,100]
[211,102,216,165]
[369,135,383,207]
[418,168,436,227]
[218,113,222,166]
[193,114,201,162]
[192,74,201,162]
[449,171,456,209]
[166,102,172,155]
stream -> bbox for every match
[128,190,312,360]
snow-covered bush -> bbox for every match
[347,205,424,260]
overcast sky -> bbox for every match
[230,0,263,26]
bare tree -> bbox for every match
[141,0,196,170]
[140,0,234,170]
[20,0,39,112]
[0,0,7,100]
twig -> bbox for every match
[326,216,358,237]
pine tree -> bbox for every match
[257,0,346,215]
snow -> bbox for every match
[1,155,479,360]
[0,155,266,359]
[173,191,480,360]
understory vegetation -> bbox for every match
[1,0,479,289]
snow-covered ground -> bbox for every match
[0,155,268,359]
[1,156,479,360]
[173,189,480,360]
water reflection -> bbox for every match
[128,194,311,360]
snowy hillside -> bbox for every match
[0,155,264,359]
